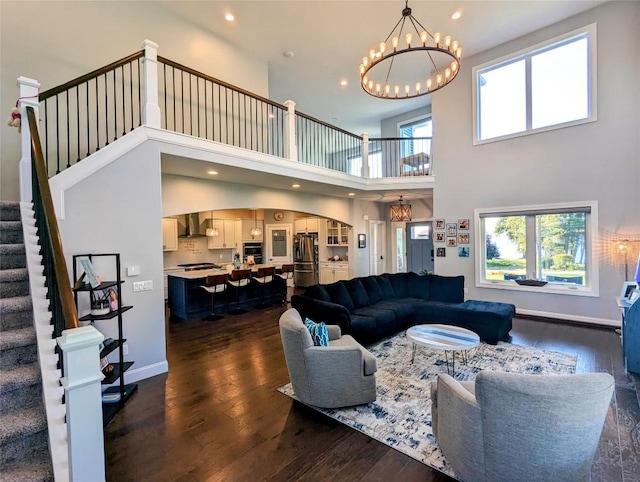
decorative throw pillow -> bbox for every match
[304,318,330,347]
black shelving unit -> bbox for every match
[72,253,138,425]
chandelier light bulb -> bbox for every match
[384,84,390,96]
[363,75,368,86]
[368,80,374,90]
[360,64,365,74]
[376,83,381,94]
[392,36,399,51]
[394,85,400,97]
[451,62,458,72]
[379,41,386,55]
[405,33,412,48]
[434,33,441,46]
[445,68,451,79]
[415,82,421,94]
[456,47,462,58]
[405,84,410,96]
[369,49,376,60]
[420,31,428,45]
[437,74,443,85]
[444,36,452,48]
[362,56,369,67]
[451,40,459,52]
[426,78,433,90]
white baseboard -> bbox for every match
[123,360,169,384]
[516,308,620,328]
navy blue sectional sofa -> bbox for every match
[291,272,515,345]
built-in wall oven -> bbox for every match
[243,242,263,264]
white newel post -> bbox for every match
[361,132,370,179]
[283,100,298,162]
[57,326,106,482]
[141,39,161,128]
[17,76,41,203]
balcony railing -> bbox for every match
[30,41,432,181]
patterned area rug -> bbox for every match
[278,332,577,479]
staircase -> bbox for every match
[0,201,54,481]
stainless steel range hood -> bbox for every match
[179,213,206,238]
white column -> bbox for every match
[361,132,370,179]
[17,76,40,203]
[283,99,297,162]
[57,326,106,482]
[141,39,161,128]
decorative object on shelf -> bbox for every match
[515,279,548,287]
[78,256,101,288]
[390,196,412,221]
[250,209,262,237]
[358,0,461,99]
[205,210,219,237]
[233,251,241,269]
[273,211,284,221]
[358,233,366,248]
[90,291,111,316]
[621,281,638,301]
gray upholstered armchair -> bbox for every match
[278,308,377,408]
[431,371,614,482]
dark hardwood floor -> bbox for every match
[104,297,640,481]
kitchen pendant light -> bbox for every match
[205,210,219,237]
[250,209,262,238]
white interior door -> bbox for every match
[369,221,386,275]
[265,224,292,265]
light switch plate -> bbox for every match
[126,265,141,276]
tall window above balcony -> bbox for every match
[399,117,432,159]
[473,24,596,144]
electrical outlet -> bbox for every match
[219,254,223,259]
[133,280,153,292]
[132,281,143,292]
[463,287,469,294]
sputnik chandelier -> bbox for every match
[359,0,462,99]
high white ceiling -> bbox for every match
[158,0,607,136]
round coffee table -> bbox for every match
[406,324,480,375]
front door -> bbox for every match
[406,222,434,274]
[265,224,292,265]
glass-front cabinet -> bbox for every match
[326,220,349,246]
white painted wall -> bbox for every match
[0,0,269,201]
[55,142,168,382]
[432,1,640,323]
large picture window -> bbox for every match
[475,202,598,295]
[473,24,596,144]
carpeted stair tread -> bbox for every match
[0,244,27,270]
[0,269,30,299]
[0,202,21,222]
[0,221,24,244]
[0,405,47,446]
[0,363,41,395]
[0,295,32,314]
[0,455,54,482]
[0,326,37,351]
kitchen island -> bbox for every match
[167,265,285,320]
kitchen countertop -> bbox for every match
[167,264,283,279]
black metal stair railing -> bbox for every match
[38,51,145,178]
[157,56,286,157]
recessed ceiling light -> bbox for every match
[340,80,348,87]
[348,193,355,196]
[207,170,218,175]
[292,184,300,188]
[224,13,235,22]
[451,10,462,20]
[283,50,295,58]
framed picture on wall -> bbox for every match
[446,223,457,236]
[621,281,638,301]
[434,219,445,229]
[458,247,470,257]
[358,234,366,248]
[458,219,469,230]
[458,233,469,244]
[436,247,446,257]
[447,237,457,247]
[435,232,445,242]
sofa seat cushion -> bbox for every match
[349,314,379,344]
[460,300,516,317]
[412,300,464,322]
[373,300,416,321]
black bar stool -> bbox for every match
[252,266,275,308]
[277,264,295,305]
[227,269,252,315]
[200,273,229,321]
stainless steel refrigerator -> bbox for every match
[294,234,318,287]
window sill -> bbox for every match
[476,280,598,297]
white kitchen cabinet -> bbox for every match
[207,220,239,249]
[295,217,319,234]
[242,219,264,241]
[162,218,178,251]
[325,220,350,246]
[319,262,350,284]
